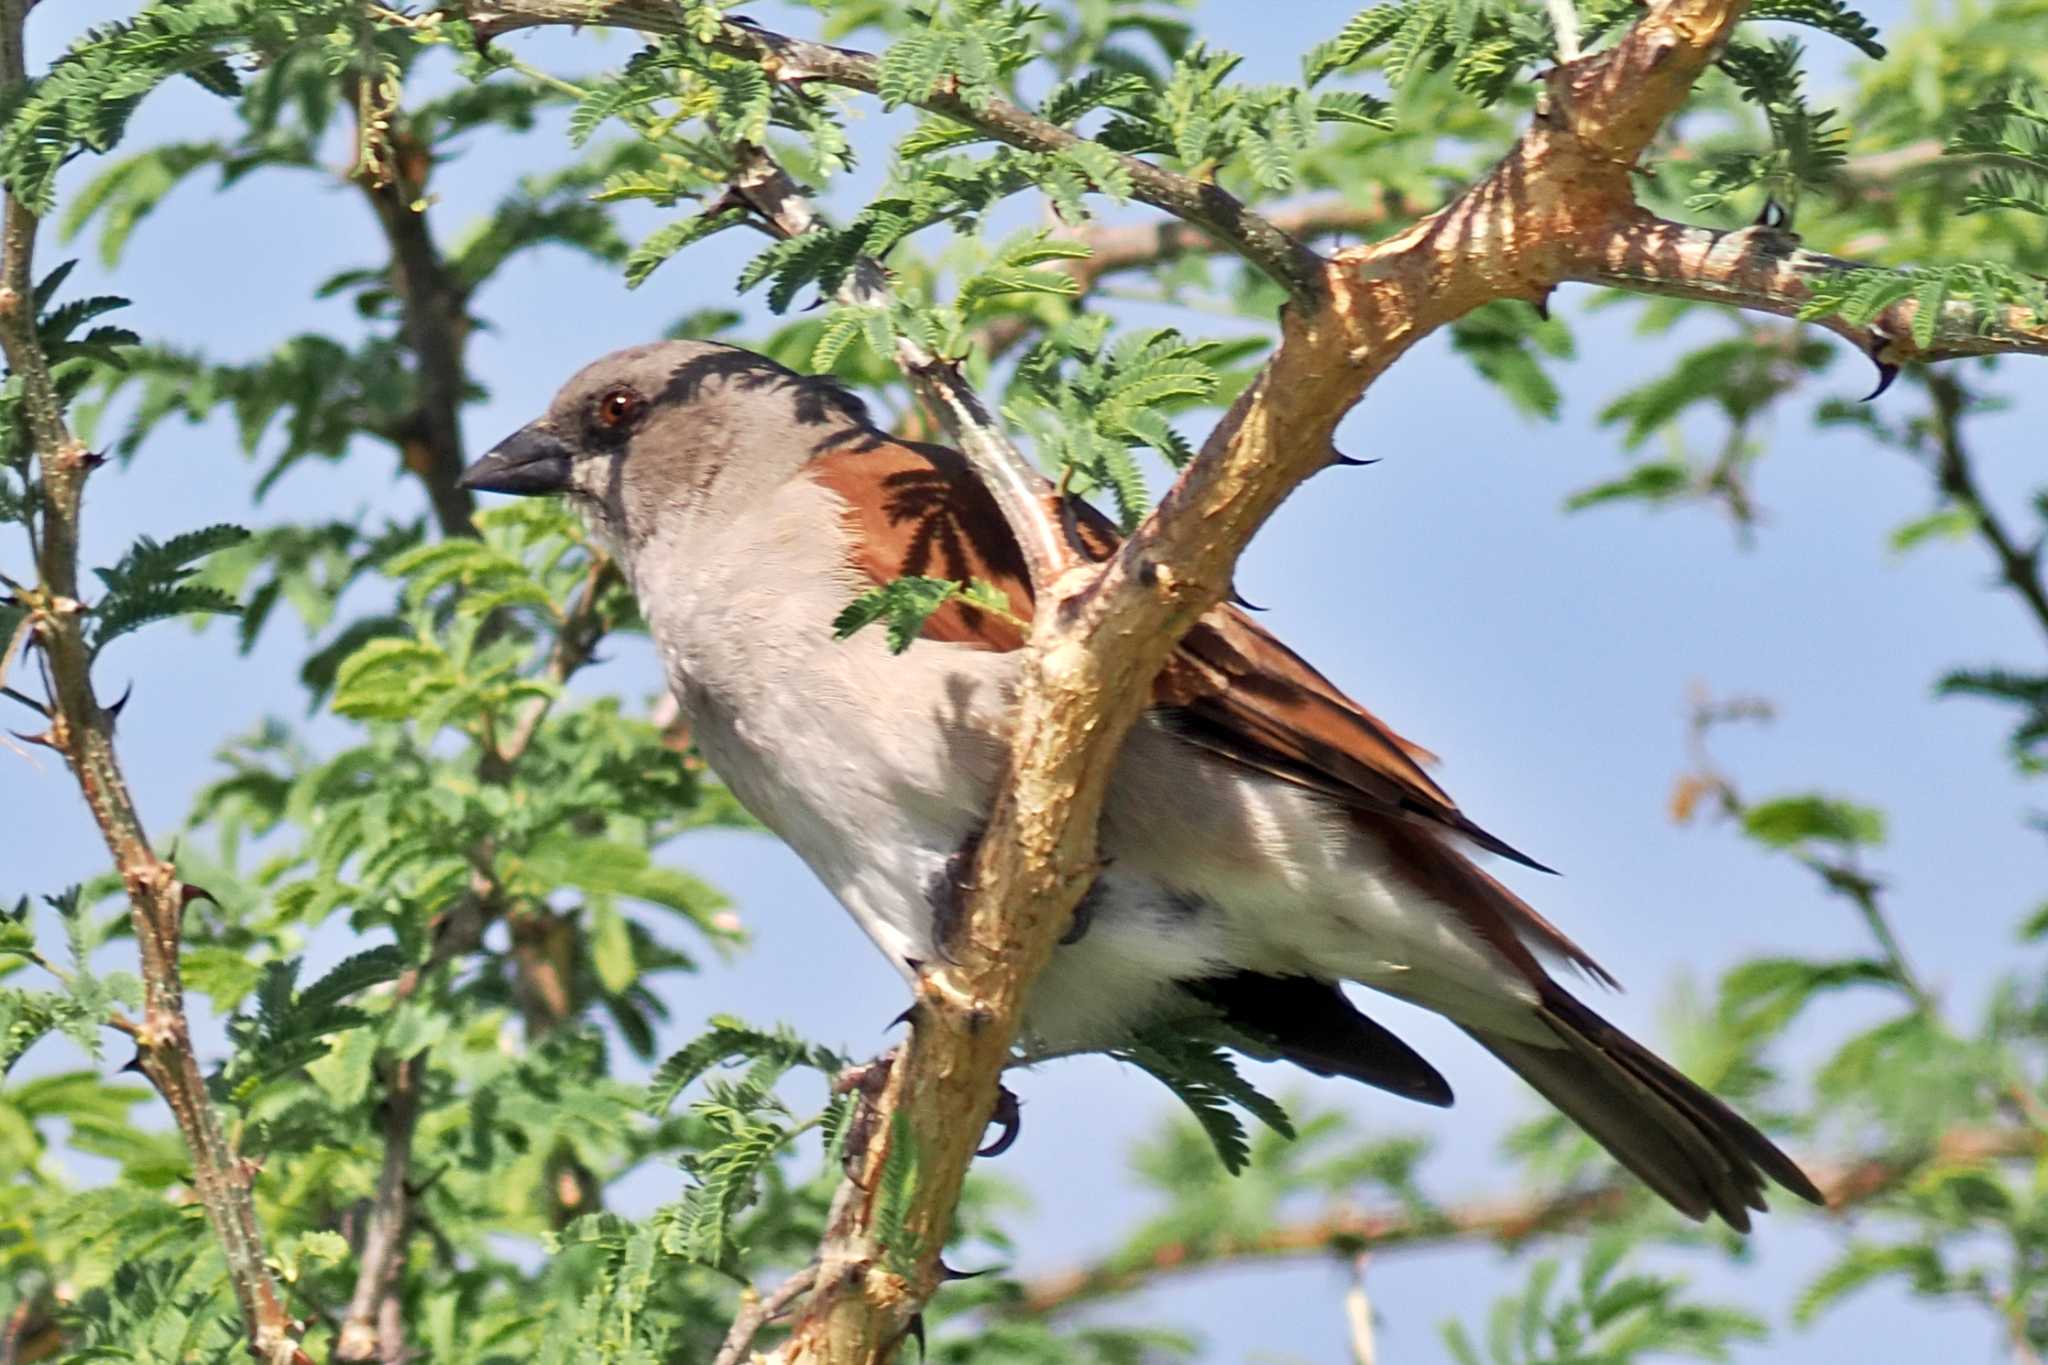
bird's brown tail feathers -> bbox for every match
[1466,991,1823,1230]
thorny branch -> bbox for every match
[717,1264,823,1365]
[1572,215,2048,369]
[455,0,2048,1358]
[0,1,306,1360]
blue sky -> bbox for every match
[5,1,2042,1360]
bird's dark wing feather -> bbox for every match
[1184,971,1453,1107]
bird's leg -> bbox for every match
[837,1046,1024,1171]
[925,824,984,964]
[1059,881,1101,946]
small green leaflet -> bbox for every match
[1741,793,1887,849]
[832,576,1022,654]
[1116,1030,1293,1175]
[873,1111,924,1280]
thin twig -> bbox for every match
[461,0,1327,304]
[1678,690,2048,1133]
[1678,692,1937,1015]
[1344,1254,1376,1365]
[492,554,619,770]
[1924,371,2048,644]
[1546,0,1583,62]
[722,144,1076,592]
[350,93,477,539]
[334,1053,422,1364]
[1006,1125,2038,1318]
[715,1264,821,1365]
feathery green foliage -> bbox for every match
[3,0,2047,1360]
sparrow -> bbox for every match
[460,340,1823,1228]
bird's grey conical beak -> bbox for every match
[460,423,573,496]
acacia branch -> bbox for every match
[761,3,1768,1358]
[334,1051,421,1363]
[965,142,1969,359]
[1007,1125,2040,1318]
[1569,214,2048,365]
[717,1264,822,1365]
[456,2,1780,1360]
[0,3,305,1360]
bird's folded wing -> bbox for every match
[809,435,1608,982]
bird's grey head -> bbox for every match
[459,339,874,552]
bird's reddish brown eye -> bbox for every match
[595,387,644,430]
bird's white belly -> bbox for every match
[676,666,971,975]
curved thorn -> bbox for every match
[1862,327,1902,402]
[976,1084,1022,1157]
[937,1259,999,1281]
